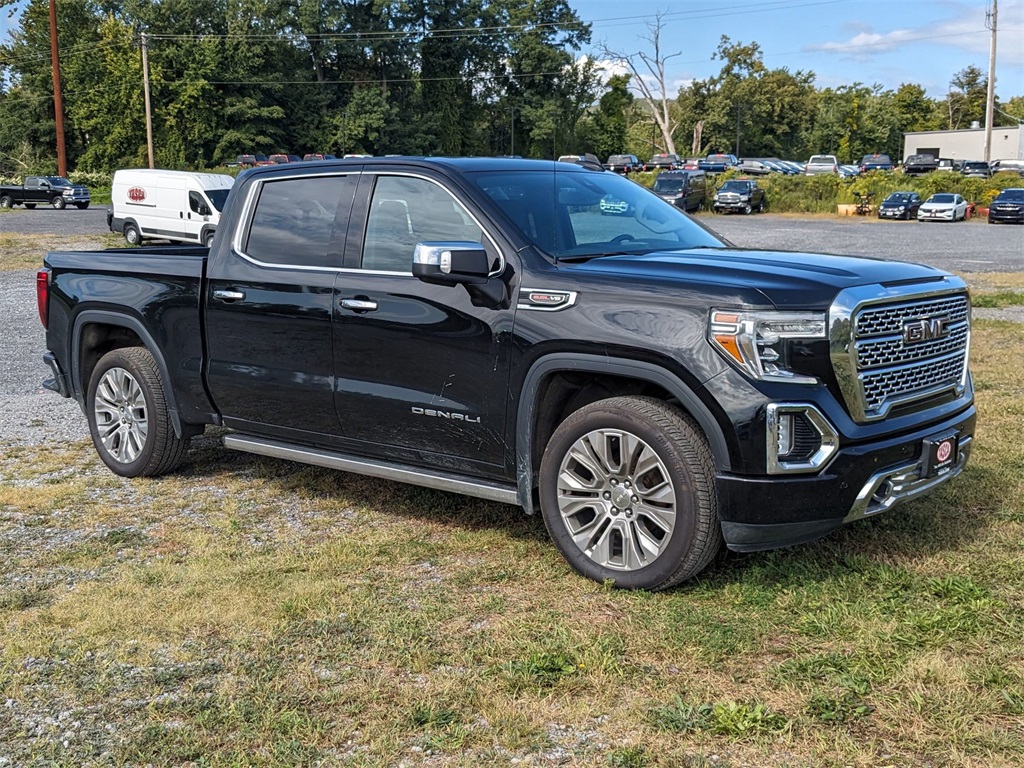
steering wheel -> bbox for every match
[610,234,636,244]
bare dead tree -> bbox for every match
[599,12,681,155]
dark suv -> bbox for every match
[605,154,641,174]
[987,188,1024,224]
[652,170,707,212]
[712,179,765,214]
[860,154,894,173]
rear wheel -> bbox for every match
[0,196,12,209]
[52,196,66,210]
[124,222,142,246]
[87,347,189,477]
[539,396,722,590]
[24,203,36,209]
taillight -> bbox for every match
[36,268,50,328]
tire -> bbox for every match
[202,230,215,247]
[76,202,89,210]
[52,196,66,210]
[743,203,752,215]
[124,222,142,246]
[539,396,722,590]
[24,203,36,209]
[0,196,12,209]
[87,347,189,477]
[757,200,765,213]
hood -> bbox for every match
[565,247,952,310]
[920,201,952,209]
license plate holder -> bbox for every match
[922,433,959,478]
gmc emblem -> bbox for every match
[903,317,948,344]
[128,187,146,202]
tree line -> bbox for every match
[0,0,1021,175]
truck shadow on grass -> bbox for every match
[175,429,1004,589]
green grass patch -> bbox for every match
[0,321,1021,766]
[972,291,1024,309]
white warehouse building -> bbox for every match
[903,125,1023,163]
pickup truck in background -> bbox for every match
[903,154,940,176]
[698,153,739,173]
[37,157,976,590]
[0,176,90,209]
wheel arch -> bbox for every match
[72,310,189,438]
[515,353,731,513]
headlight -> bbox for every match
[63,189,74,195]
[713,194,720,200]
[740,195,750,200]
[897,206,905,212]
[709,310,826,384]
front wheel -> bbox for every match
[743,203,752,215]
[76,202,89,210]
[87,347,189,477]
[539,396,722,590]
[202,230,215,247]
[52,196,66,210]
[124,222,142,246]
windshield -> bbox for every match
[884,193,911,203]
[707,155,731,162]
[862,155,890,163]
[808,156,835,165]
[467,169,725,260]
[653,177,685,193]
[930,194,955,203]
[44,176,72,187]
[648,155,678,164]
[206,188,231,212]
[996,189,1024,202]
[963,162,987,169]
[608,155,633,164]
[718,181,750,192]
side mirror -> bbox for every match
[198,203,211,216]
[413,242,490,285]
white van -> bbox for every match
[109,169,235,247]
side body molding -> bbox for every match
[515,353,731,513]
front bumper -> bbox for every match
[918,209,954,220]
[878,207,907,218]
[715,404,975,552]
[714,200,751,210]
[988,209,1024,223]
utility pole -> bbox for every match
[984,0,997,162]
[734,103,742,157]
[48,0,67,177]
[141,31,155,168]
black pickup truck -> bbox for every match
[0,176,90,209]
[37,158,975,589]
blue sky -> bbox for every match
[577,0,1024,101]
[2,0,1022,103]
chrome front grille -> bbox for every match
[830,283,971,423]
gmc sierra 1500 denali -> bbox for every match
[37,158,975,589]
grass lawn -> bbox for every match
[1,309,1022,766]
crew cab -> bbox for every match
[0,176,90,209]
[712,179,765,214]
[903,154,939,176]
[37,158,976,590]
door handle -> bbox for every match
[340,298,378,312]
[213,289,245,302]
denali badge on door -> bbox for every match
[922,433,958,477]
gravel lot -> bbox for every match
[1,208,1021,449]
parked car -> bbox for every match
[805,155,839,175]
[108,169,235,247]
[839,165,861,178]
[735,159,773,176]
[644,153,682,171]
[0,176,90,210]
[860,154,894,173]
[699,153,739,173]
[877,191,922,220]
[992,159,1024,177]
[557,153,603,169]
[959,161,991,178]
[605,154,641,174]
[269,153,302,164]
[918,193,968,222]
[936,158,961,172]
[712,179,765,214]
[303,153,338,161]
[987,188,1024,224]
[37,156,976,590]
[651,170,707,212]
[903,154,939,175]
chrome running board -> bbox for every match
[222,434,519,506]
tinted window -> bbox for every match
[207,188,230,212]
[469,169,724,259]
[808,156,836,164]
[188,191,206,214]
[930,194,955,203]
[995,189,1024,202]
[361,175,483,272]
[244,175,355,268]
